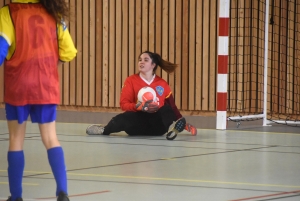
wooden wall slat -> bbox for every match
[121,0,129,92]
[148,0,155,52]
[161,0,168,81]
[202,0,209,111]
[279,0,288,114]
[75,0,83,106]
[108,0,116,107]
[95,0,103,106]
[271,0,280,114]
[195,0,203,110]
[174,0,182,107]
[181,0,188,110]
[135,0,142,73]
[293,1,300,114]
[63,55,70,105]
[142,0,149,52]
[237,0,244,112]
[82,0,89,106]
[88,0,96,106]
[286,0,294,114]
[228,0,237,112]
[168,0,175,94]
[155,0,162,78]
[128,0,135,76]
[209,0,217,111]
[115,0,122,107]
[188,0,196,110]
[243,1,250,113]
[250,0,258,113]
[69,0,76,105]
[102,0,109,107]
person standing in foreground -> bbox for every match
[86,51,197,140]
[0,0,77,200]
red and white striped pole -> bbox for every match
[216,0,230,130]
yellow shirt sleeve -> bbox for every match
[57,21,77,62]
[0,5,16,60]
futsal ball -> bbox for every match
[137,86,157,102]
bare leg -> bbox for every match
[39,121,60,149]
[7,120,26,151]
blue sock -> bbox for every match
[7,151,24,201]
[47,147,68,196]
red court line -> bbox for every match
[36,190,110,200]
[229,189,300,201]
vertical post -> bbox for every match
[216,0,230,130]
[263,0,270,126]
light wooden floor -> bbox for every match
[0,120,300,201]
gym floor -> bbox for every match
[0,120,300,201]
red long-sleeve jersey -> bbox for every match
[120,74,182,120]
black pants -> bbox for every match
[103,105,177,136]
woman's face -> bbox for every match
[138,53,156,74]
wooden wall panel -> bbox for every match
[294,3,300,114]
[228,0,237,112]
[89,0,96,106]
[0,0,221,115]
[95,0,103,106]
[148,0,155,52]
[135,0,142,74]
[121,0,129,89]
[108,0,116,107]
[286,1,295,114]
[102,0,109,107]
[128,0,135,76]
[82,0,89,106]
[3,0,298,119]
[142,0,149,52]
[188,0,195,110]
[174,0,182,108]
[168,0,175,95]
[250,0,258,113]
[244,0,251,113]
[195,0,203,110]
[76,0,83,106]
[161,0,169,82]
[209,0,217,111]
[181,0,188,110]
[202,0,209,111]
[155,0,162,78]
[115,0,122,107]
[69,0,76,106]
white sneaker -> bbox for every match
[86,124,105,135]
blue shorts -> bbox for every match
[5,103,57,124]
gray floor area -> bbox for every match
[0,120,300,201]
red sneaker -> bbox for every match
[185,123,197,136]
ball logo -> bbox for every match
[137,86,158,103]
[141,91,154,102]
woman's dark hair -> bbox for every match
[140,51,178,74]
[40,0,70,22]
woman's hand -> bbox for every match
[136,100,159,113]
